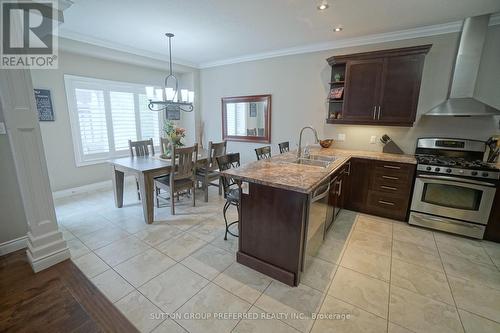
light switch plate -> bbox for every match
[370,135,377,144]
[337,133,346,141]
[0,122,6,135]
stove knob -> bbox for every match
[482,172,489,177]
[435,167,441,172]
[471,171,478,176]
[426,166,432,171]
[446,168,452,173]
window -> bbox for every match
[65,75,162,166]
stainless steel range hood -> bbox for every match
[426,14,500,117]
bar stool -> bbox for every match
[216,153,241,240]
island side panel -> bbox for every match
[237,182,308,286]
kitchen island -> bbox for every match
[222,147,416,286]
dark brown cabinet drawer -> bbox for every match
[371,172,412,192]
[366,190,409,220]
[374,162,414,176]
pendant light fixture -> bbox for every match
[146,33,194,113]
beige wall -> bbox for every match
[200,29,500,163]
[0,103,28,244]
[31,51,198,191]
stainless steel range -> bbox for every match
[409,138,499,239]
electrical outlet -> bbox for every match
[337,133,346,142]
[0,122,6,135]
[370,135,377,144]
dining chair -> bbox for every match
[278,141,290,154]
[160,137,169,155]
[128,138,155,200]
[255,146,271,160]
[154,144,198,215]
[196,141,227,202]
[216,153,241,240]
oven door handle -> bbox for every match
[417,174,497,187]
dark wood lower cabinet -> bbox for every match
[345,158,415,221]
[345,158,372,212]
[238,182,308,286]
[485,189,500,242]
[237,157,417,287]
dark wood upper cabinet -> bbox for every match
[343,59,384,122]
[326,45,431,126]
[378,54,425,124]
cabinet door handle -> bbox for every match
[380,185,397,191]
[378,200,395,206]
[337,179,342,196]
[373,106,377,120]
[382,175,399,180]
[383,165,401,170]
[377,106,381,120]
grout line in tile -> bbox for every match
[429,231,466,333]
[386,214,394,332]
[229,271,273,332]
[309,213,360,333]
[456,307,500,326]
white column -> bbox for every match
[0,69,70,272]
[0,2,69,273]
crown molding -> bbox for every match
[199,13,500,68]
[58,13,500,70]
[199,21,463,68]
[58,29,199,69]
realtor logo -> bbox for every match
[1,0,58,68]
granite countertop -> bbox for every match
[222,147,416,194]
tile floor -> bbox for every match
[54,184,500,333]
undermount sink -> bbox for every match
[286,156,335,168]
[308,155,337,162]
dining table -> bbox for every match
[109,150,209,224]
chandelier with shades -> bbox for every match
[146,33,194,113]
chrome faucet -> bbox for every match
[297,126,319,159]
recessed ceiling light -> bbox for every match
[334,27,343,32]
[317,0,329,10]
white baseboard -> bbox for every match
[0,236,28,256]
[27,247,71,273]
[52,176,135,199]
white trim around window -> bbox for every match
[64,75,163,166]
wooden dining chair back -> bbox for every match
[129,138,155,157]
[154,144,198,215]
[216,153,241,240]
[159,137,170,155]
[196,140,227,202]
[172,145,198,181]
[255,146,272,160]
[128,138,155,200]
[278,141,290,154]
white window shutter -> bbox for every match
[138,94,161,145]
[110,91,136,151]
[74,88,110,155]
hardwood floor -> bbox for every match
[0,250,138,333]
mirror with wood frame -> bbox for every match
[221,95,271,143]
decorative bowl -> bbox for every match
[319,139,333,148]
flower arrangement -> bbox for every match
[163,120,186,156]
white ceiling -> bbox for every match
[59,0,500,68]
